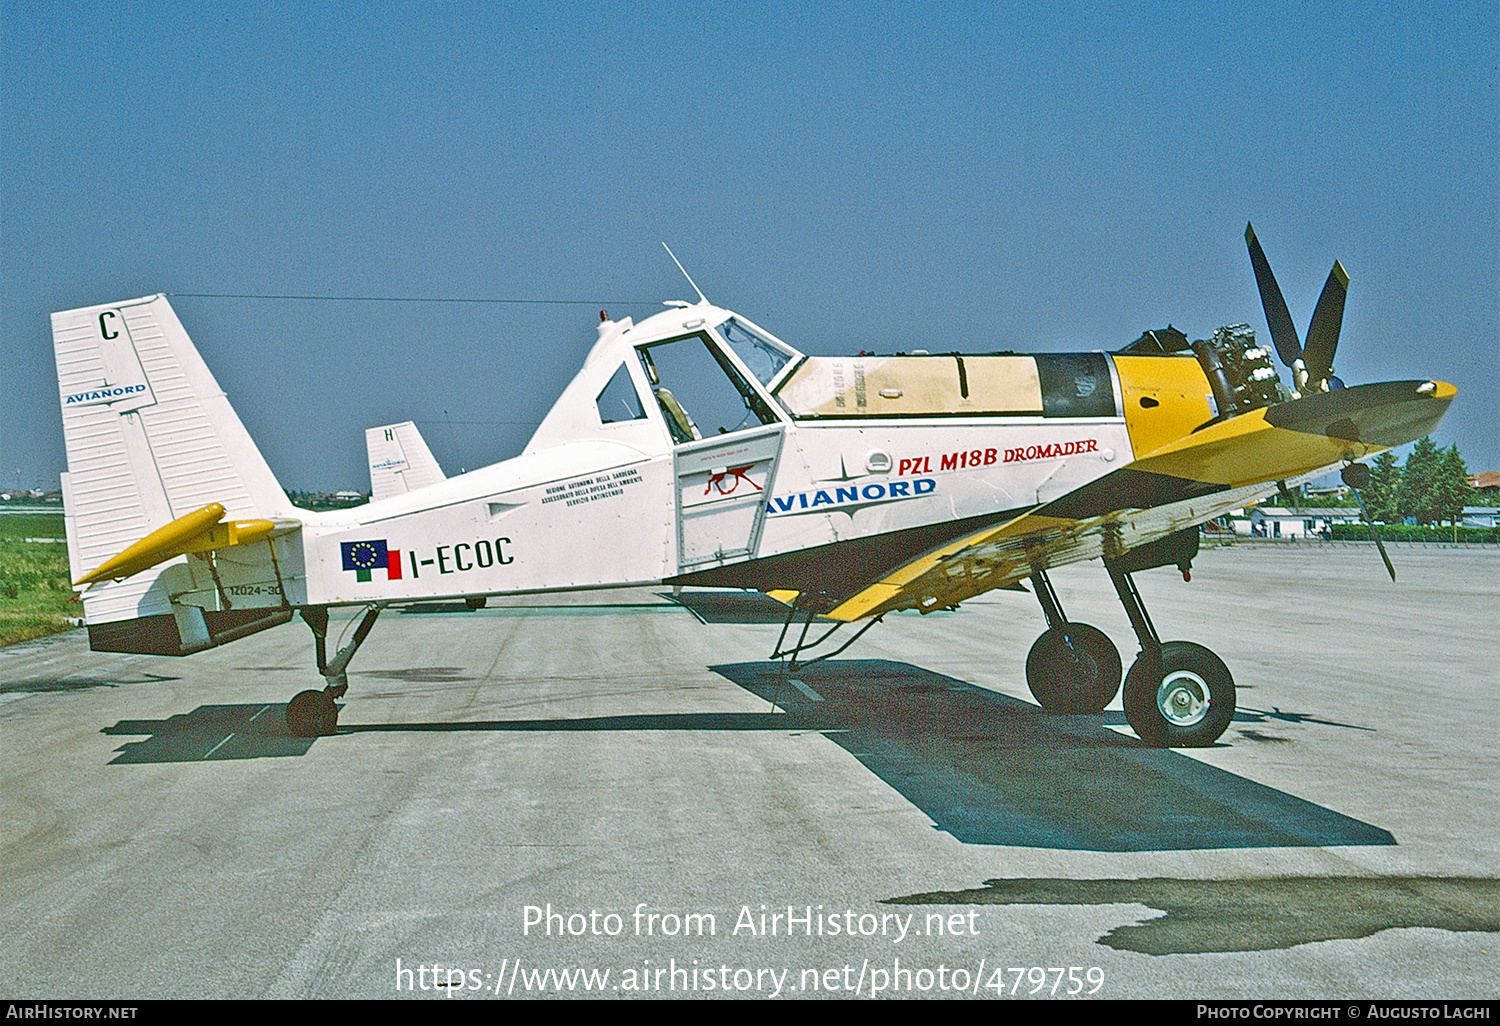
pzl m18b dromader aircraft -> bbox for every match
[54,227,1455,744]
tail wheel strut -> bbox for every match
[286,604,383,737]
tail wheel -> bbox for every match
[286,689,339,737]
[1026,623,1122,714]
[1123,641,1235,747]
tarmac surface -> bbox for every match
[1,543,1496,1000]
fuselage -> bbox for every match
[282,302,1215,611]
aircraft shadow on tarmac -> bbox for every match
[98,701,794,765]
[103,703,317,762]
[98,657,1393,853]
[709,659,1395,852]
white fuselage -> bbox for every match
[292,303,1134,608]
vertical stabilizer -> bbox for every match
[53,295,302,650]
[365,421,447,501]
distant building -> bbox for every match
[1469,471,1500,495]
[0,490,61,506]
[1236,506,1364,538]
[286,490,370,511]
[321,490,369,509]
[1462,507,1500,528]
[1299,470,1350,498]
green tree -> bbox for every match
[1435,445,1473,539]
[1397,436,1443,524]
[1366,450,1400,522]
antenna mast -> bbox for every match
[662,243,709,305]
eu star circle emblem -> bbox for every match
[350,542,379,569]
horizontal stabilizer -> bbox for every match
[74,501,299,586]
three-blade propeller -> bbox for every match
[1245,223,1348,395]
[1248,224,1395,581]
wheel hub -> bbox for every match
[1157,670,1210,727]
[1065,649,1099,687]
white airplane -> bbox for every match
[53,227,1456,744]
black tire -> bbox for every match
[1025,623,1122,713]
[286,689,339,737]
[1122,641,1235,747]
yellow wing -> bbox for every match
[822,379,1456,621]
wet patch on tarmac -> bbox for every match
[353,666,476,683]
[886,876,1500,954]
[1,671,178,694]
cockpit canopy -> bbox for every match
[632,319,790,442]
[551,304,1124,459]
[773,352,1117,419]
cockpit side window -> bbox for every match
[595,363,647,424]
[718,318,793,386]
[637,334,780,443]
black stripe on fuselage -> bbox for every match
[667,462,1224,606]
[666,507,1027,604]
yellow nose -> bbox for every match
[1111,354,1216,460]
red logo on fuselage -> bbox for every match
[898,439,1098,475]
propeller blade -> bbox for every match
[1351,487,1396,582]
[1245,223,1303,368]
[1301,260,1348,389]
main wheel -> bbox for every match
[1025,623,1122,713]
[1122,641,1235,747]
[286,689,339,737]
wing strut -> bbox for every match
[1341,462,1396,581]
[767,597,884,674]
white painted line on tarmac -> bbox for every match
[789,678,824,702]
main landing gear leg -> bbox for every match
[285,604,383,738]
[1106,562,1235,747]
[1024,569,1122,714]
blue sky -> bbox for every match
[3,0,1495,492]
